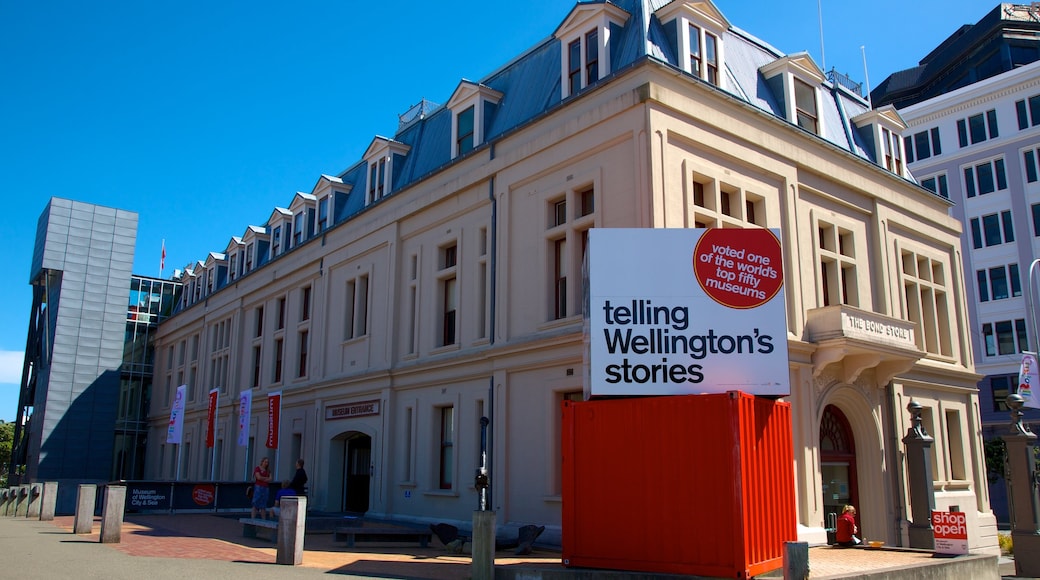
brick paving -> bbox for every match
[42,514,1015,579]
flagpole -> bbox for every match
[160,239,166,278]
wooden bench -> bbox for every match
[239,517,278,541]
[333,526,433,548]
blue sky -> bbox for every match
[0,0,992,421]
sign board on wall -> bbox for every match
[588,228,789,396]
[326,399,381,421]
[932,511,968,555]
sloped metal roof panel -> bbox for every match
[483,39,562,141]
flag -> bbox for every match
[206,388,219,448]
[237,389,252,447]
[266,391,282,449]
[160,239,166,273]
[166,385,187,444]
[1020,352,1040,409]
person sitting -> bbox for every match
[271,480,295,520]
[835,504,862,547]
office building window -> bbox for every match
[964,158,1007,197]
[957,109,998,147]
[983,319,1028,356]
[1015,95,1040,129]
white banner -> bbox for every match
[166,385,187,444]
[588,228,789,396]
[237,389,252,447]
[1018,352,1040,409]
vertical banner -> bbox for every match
[166,385,187,444]
[1019,352,1040,409]
[266,391,282,449]
[237,389,252,447]
[206,388,219,448]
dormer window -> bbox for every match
[457,106,474,155]
[317,196,329,233]
[555,3,629,99]
[363,137,410,205]
[658,1,727,87]
[794,78,818,133]
[851,106,910,178]
[448,82,503,159]
[760,54,826,137]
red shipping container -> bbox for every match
[562,391,796,579]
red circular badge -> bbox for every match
[692,229,783,309]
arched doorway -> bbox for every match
[329,431,372,514]
[820,404,858,544]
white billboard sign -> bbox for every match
[588,228,789,396]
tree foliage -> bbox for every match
[0,421,13,486]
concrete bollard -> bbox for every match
[0,489,9,516]
[15,485,30,517]
[100,485,126,543]
[40,482,58,521]
[26,484,42,519]
[74,484,97,534]
[783,541,809,580]
[471,510,497,580]
[276,496,306,565]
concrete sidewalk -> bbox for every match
[0,513,1021,579]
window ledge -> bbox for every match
[538,316,581,332]
[543,494,562,504]
[431,343,461,356]
[422,489,460,499]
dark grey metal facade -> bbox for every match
[12,198,137,512]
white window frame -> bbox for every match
[555,3,628,99]
[656,1,728,87]
[447,82,503,159]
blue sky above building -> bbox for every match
[0,0,995,421]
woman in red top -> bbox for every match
[836,504,861,547]
[251,457,273,520]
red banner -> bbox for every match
[266,392,281,449]
[205,389,218,448]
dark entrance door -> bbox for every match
[343,433,371,513]
[820,404,858,544]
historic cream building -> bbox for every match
[147,0,999,552]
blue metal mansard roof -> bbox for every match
[178,0,889,288]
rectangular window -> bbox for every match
[1002,210,1015,243]
[945,409,966,481]
[965,159,1008,197]
[579,186,595,217]
[989,267,1009,300]
[1032,203,1040,236]
[794,78,818,134]
[1017,99,1029,130]
[585,29,599,85]
[344,275,369,340]
[1031,95,1040,128]
[554,199,567,227]
[904,135,914,163]
[1026,149,1038,183]
[554,238,567,319]
[931,127,942,155]
[297,330,308,378]
[965,216,981,247]
[901,250,952,356]
[914,131,932,160]
[960,110,998,146]
[272,226,282,256]
[984,319,1028,356]
[977,270,989,302]
[920,174,949,198]
[992,375,1011,412]
[293,212,304,246]
[818,222,859,308]
[456,105,475,155]
[273,338,283,383]
[277,297,286,330]
[255,306,264,337]
[318,197,328,232]
[251,345,262,388]
[689,23,701,77]
[442,277,457,345]
[300,286,311,322]
[983,213,1002,246]
[1011,263,1022,297]
[704,32,718,85]
[439,406,454,489]
[568,39,581,96]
